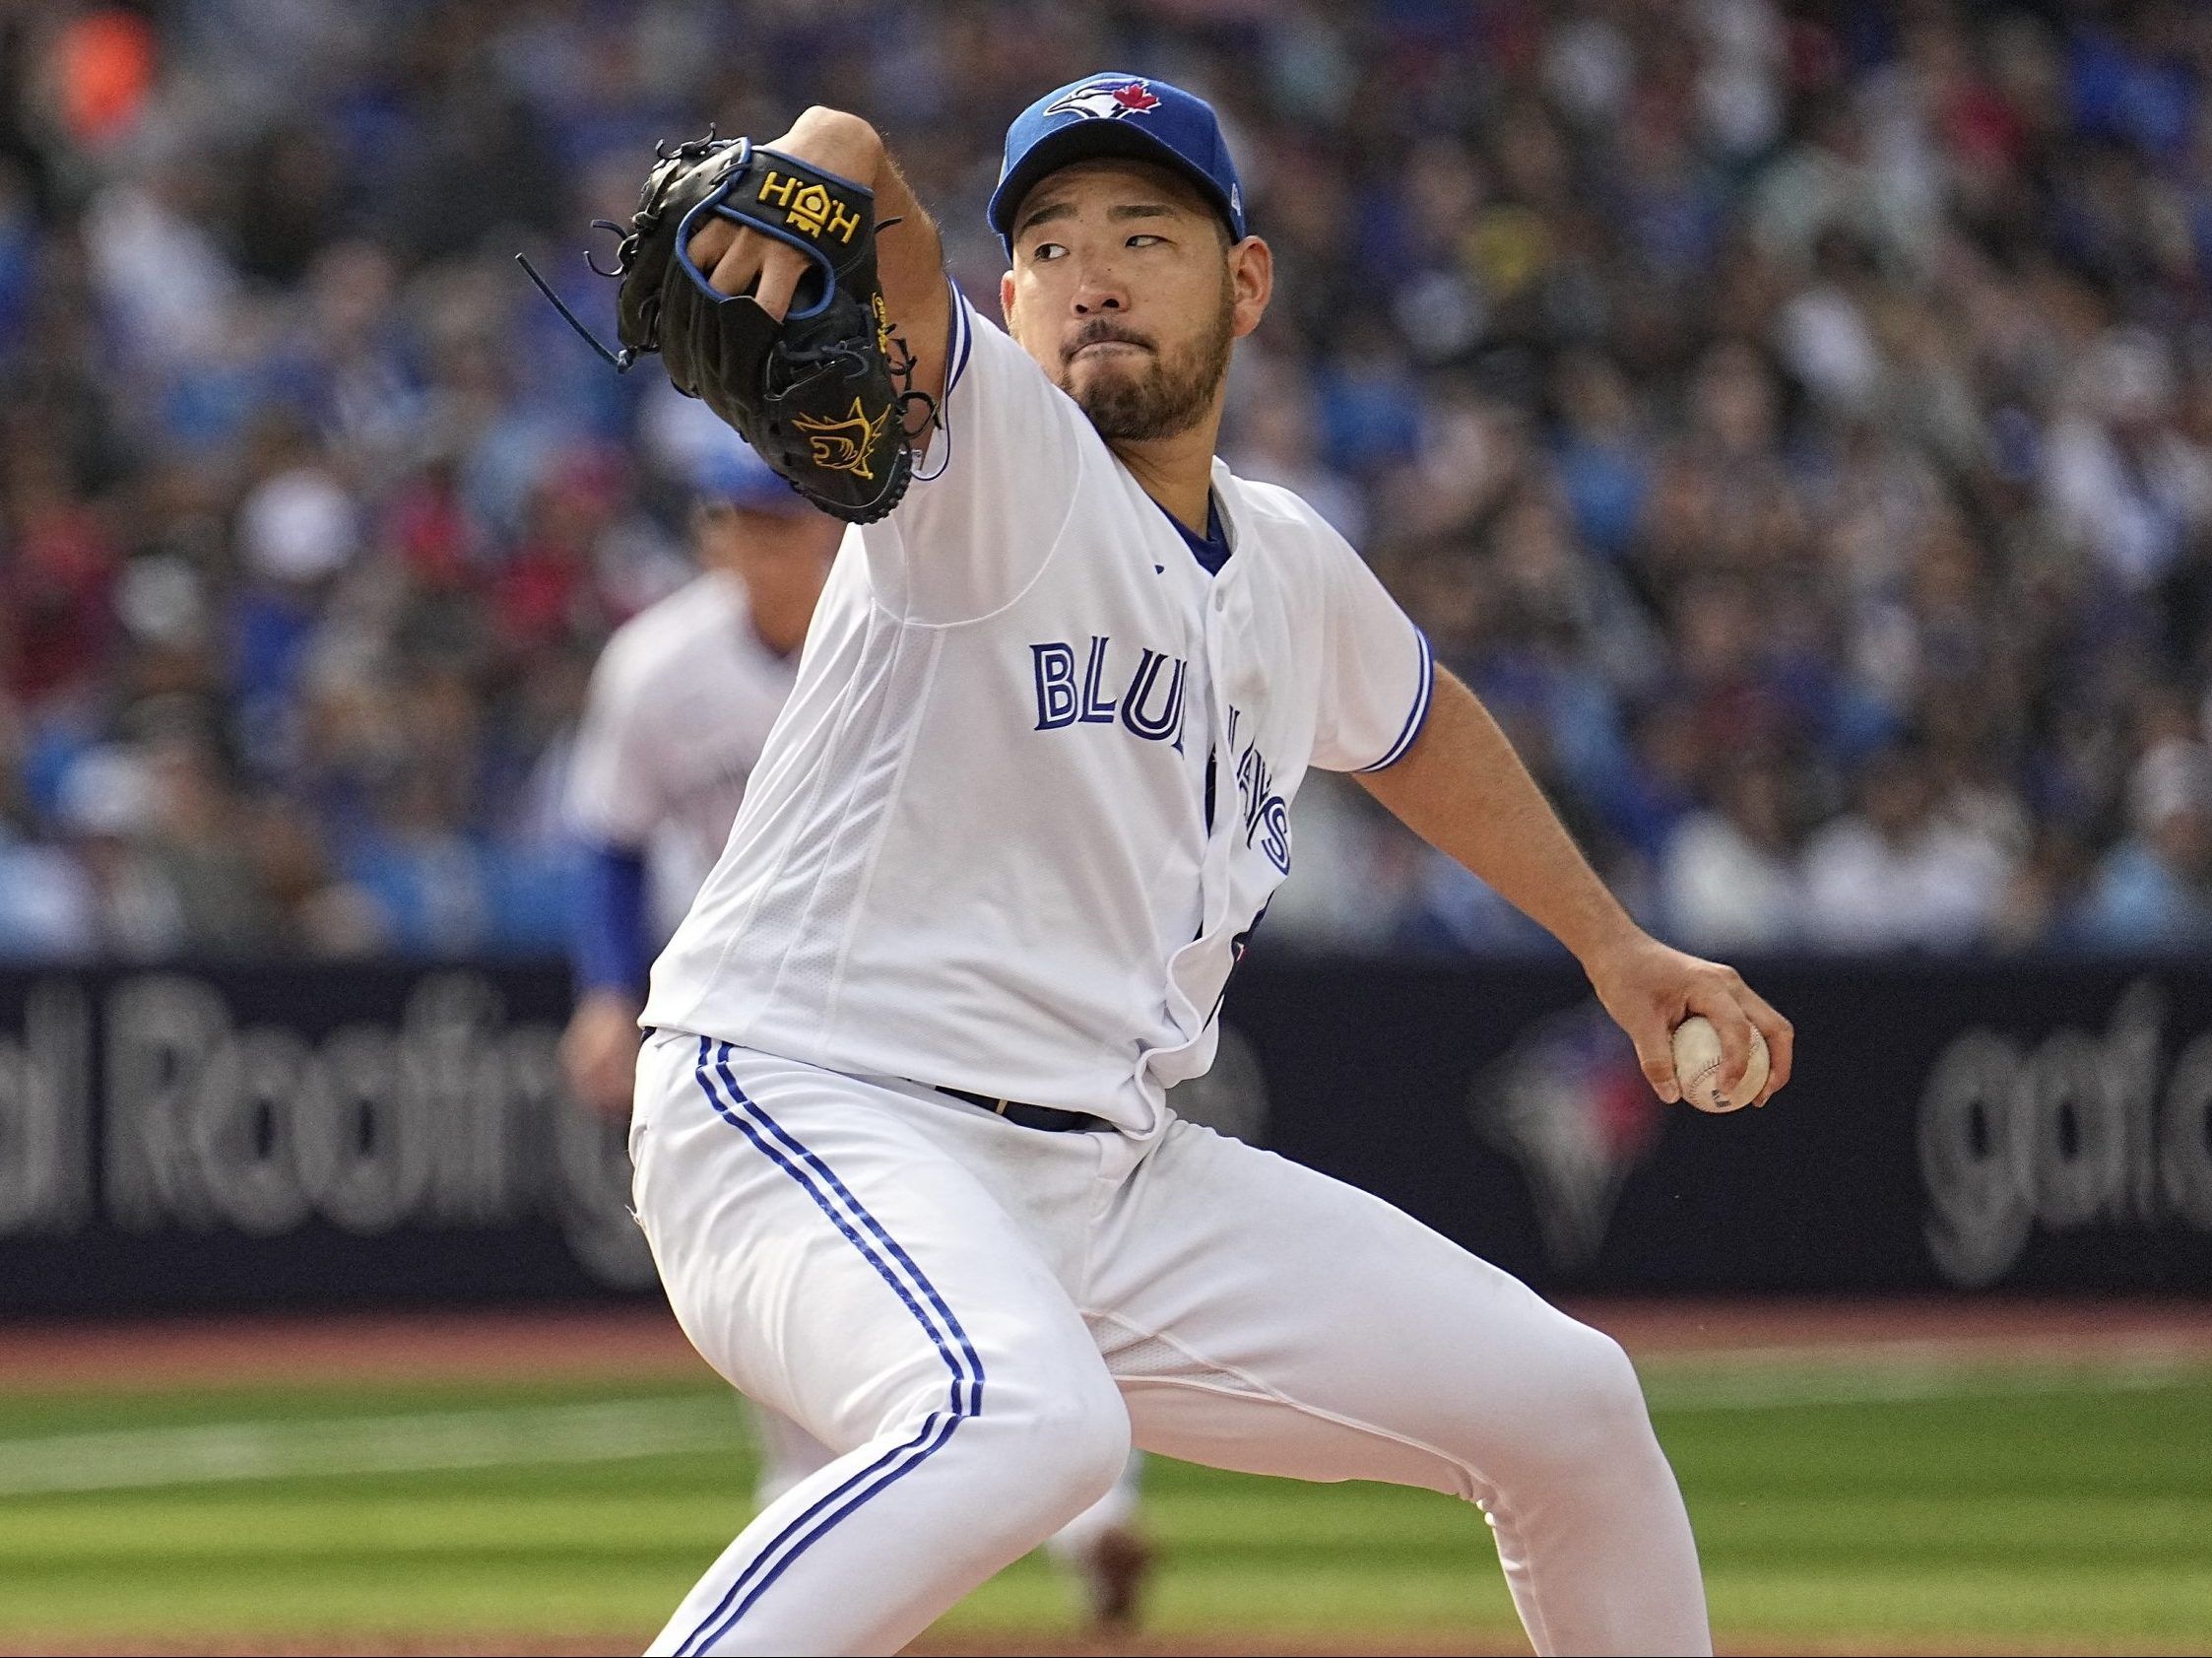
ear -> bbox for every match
[1228,235,1272,341]
[1000,269,1016,328]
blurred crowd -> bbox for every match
[4,0,2212,963]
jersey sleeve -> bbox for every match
[566,638,665,848]
[859,286,1088,626]
[1309,533,1436,774]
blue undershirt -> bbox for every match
[1167,494,1232,575]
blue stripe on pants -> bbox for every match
[674,1039,983,1654]
[712,1044,988,1417]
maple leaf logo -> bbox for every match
[1046,80,1164,122]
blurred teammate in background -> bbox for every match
[562,440,835,1105]
[558,439,1153,1631]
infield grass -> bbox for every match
[0,1359,2205,1652]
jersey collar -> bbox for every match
[1153,488,1232,577]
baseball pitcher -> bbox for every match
[572,73,1792,1657]
[560,431,1154,1630]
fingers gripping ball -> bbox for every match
[1670,1016,1770,1114]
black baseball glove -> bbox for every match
[526,131,931,524]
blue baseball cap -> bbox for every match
[692,435,810,516]
[988,73,1248,257]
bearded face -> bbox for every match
[1053,270,1235,442]
[1004,158,1258,448]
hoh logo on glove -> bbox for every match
[1044,79,1163,121]
[793,398,895,481]
[758,171,861,244]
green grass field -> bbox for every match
[2,1357,2208,1654]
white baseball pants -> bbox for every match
[631,1031,1710,1657]
[749,1398,1145,1559]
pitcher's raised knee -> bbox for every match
[962,1371,1133,1538]
[1522,1321,1658,1470]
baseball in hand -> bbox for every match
[1670,1016,1770,1113]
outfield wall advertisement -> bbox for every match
[1,960,2208,1313]
[0,967,650,1313]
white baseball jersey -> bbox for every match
[568,569,801,929]
[642,292,1433,1133]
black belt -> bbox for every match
[936,1087,1111,1133]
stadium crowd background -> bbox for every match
[2,0,2211,964]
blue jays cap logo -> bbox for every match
[1045,79,1164,121]
[991,72,1246,253]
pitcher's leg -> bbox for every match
[749,1407,837,1511]
[1093,1121,1708,1658]
[633,1034,1129,1655]
[1044,1449,1143,1559]
[753,1401,1151,1630]
[749,1395,1140,1573]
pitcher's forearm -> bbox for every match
[1356,667,1641,964]
[780,108,906,218]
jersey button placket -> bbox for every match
[1195,602,1236,937]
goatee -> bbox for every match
[1063,284,1234,442]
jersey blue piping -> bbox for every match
[948,287,975,393]
[674,1038,982,1652]
[1356,627,1435,772]
[914,288,974,485]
